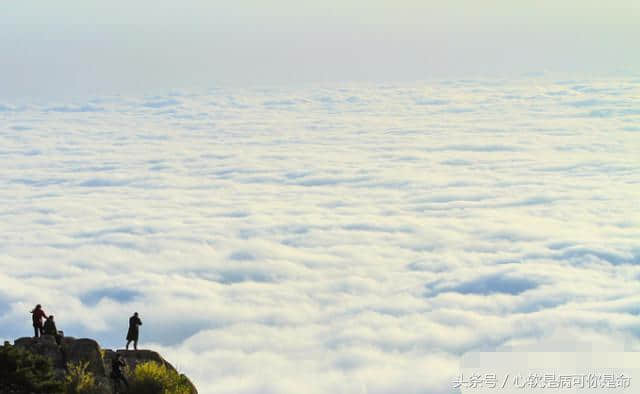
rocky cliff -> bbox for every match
[12,335,197,393]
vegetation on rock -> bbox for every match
[0,341,64,394]
[127,361,195,394]
[63,361,110,394]
[2,338,197,394]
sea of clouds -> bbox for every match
[1,77,639,393]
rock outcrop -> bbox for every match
[13,335,197,393]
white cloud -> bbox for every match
[1,77,639,393]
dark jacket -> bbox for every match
[111,357,126,378]
[43,319,57,336]
[126,315,142,341]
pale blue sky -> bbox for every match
[1,1,638,98]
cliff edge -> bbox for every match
[11,335,197,394]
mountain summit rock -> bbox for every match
[12,335,197,393]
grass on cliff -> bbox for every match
[0,342,194,394]
[64,361,110,394]
[0,342,63,393]
[65,359,194,394]
[126,361,194,394]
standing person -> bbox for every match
[110,354,128,391]
[125,312,142,351]
[30,304,48,338]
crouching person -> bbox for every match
[43,315,62,345]
[111,354,129,393]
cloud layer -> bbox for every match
[1,77,639,393]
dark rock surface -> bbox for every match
[13,336,197,393]
[15,336,67,378]
[104,349,176,372]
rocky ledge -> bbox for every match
[12,335,197,393]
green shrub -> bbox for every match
[0,341,63,393]
[127,361,194,394]
[64,361,109,394]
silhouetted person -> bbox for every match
[43,315,62,345]
[110,354,129,391]
[125,312,142,350]
[30,304,48,338]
